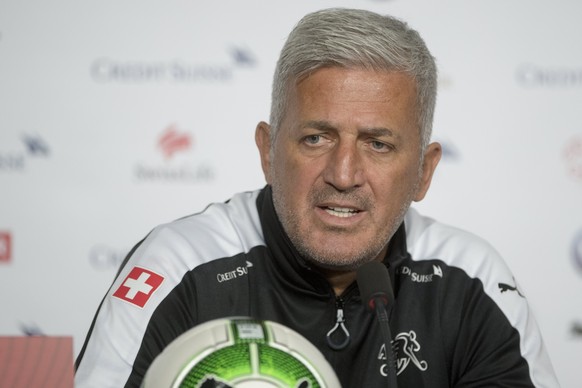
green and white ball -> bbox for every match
[142,317,341,388]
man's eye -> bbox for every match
[304,135,322,145]
[371,141,388,150]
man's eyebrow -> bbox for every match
[360,127,396,138]
[300,120,337,132]
[301,121,396,137]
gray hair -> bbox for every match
[269,8,437,152]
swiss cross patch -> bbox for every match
[112,266,164,308]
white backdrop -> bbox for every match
[1,0,581,386]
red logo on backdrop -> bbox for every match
[563,136,582,182]
[0,232,11,263]
[158,125,193,159]
[113,266,164,308]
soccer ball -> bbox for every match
[141,317,341,388]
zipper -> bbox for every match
[326,297,351,350]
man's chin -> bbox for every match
[303,251,379,273]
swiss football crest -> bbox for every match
[378,330,428,377]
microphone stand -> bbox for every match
[373,296,398,388]
[357,260,398,387]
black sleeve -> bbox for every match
[445,274,534,387]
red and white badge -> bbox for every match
[113,266,164,308]
[0,232,11,263]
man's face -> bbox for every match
[256,67,440,271]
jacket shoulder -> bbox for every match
[403,207,559,388]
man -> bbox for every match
[75,8,559,387]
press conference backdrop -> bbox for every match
[0,0,580,386]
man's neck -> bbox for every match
[318,252,388,296]
[318,268,358,296]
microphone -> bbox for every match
[357,261,398,388]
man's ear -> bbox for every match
[414,142,442,202]
[255,121,273,184]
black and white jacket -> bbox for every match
[75,186,559,387]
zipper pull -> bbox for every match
[326,298,350,350]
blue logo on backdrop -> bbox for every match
[19,322,44,336]
[433,138,461,162]
[91,46,257,84]
[516,64,582,87]
[0,134,50,172]
[229,46,257,67]
[572,229,582,274]
[22,134,50,156]
[440,141,460,162]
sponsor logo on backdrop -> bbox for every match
[517,64,582,87]
[0,134,50,172]
[158,125,193,159]
[0,231,11,263]
[134,124,215,183]
[91,46,256,84]
[19,322,44,336]
[228,46,257,67]
[112,266,164,308]
[441,141,461,162]
[89,244,127,270]
[437,139,461,162]
[572,228,582,274]
[22,134,50,156]
[563,135,582,182]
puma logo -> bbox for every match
[498,281,524,297]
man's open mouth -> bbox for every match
[323,206,360,218]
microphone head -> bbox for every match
[356,261,394,311]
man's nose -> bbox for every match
[322,141,365,191]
